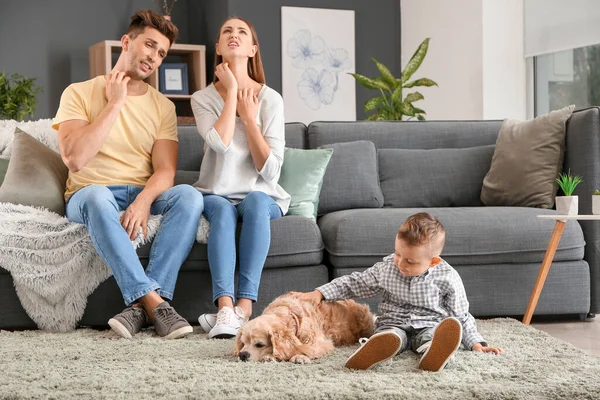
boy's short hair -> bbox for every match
[127,9,179,46]
[397,213,446,254]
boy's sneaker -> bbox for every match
[345,331,403,370]
[108,305,149,339]
[153,302,193,339]
[208,306,246,339]
[418,317,462,372]
[198,313,217,333]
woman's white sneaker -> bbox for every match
[207,306,246,339]
[198,313,217,333]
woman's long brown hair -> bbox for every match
[214,17,266,84]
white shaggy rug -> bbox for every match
[0,319,599,399]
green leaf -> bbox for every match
[391,87,403,106]
[372,58,399,89]
[366,113,379,121]
[402,38,430,84]
[417,115,426,121]
[404,92,424,103]
[364,96,385,112]
[397,101,415,117]
[373,77,392,92]
[403,78,438,88]
[349,73,388,90]
[413,107,426,114]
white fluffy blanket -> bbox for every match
[0,119,210,331]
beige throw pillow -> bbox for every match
[480,105,575,209]
[0,128,68,215]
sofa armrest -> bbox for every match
[564,106,600,314]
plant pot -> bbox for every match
[555,195,578,216]
[593,196,600,215]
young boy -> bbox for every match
[294,212,503,371]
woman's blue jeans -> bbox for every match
[202,191,282,304]
[66,184,204,305]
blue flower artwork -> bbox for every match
[287,30,352,110]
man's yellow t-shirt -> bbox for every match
[53,76,178,200]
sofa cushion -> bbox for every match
[379,145,495,207]
[481,105,574,209]
[278,147,333,220]
[318,207,585,268]
[317,140,384,215]
[137,215,324,270]
[0,128,68,215]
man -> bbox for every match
[53,10,203,339]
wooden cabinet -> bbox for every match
[89,40,206,122]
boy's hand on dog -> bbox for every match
[290,290,324,305]
[471,342,504,354]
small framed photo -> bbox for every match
[159,63,189,95]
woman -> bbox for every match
[191,17,290,339]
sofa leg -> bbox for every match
[586,312,596,320]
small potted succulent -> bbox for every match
[555,169,583,216]
[593,190,600,215]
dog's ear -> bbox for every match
[270,326,302,361]
[232,331,243,356]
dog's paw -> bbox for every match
[290,355,311,364]
[260,355,277,362]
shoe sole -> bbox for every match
[198,314,215,333]
[163,325,194,340]
[419,317,462,372]
[345,332,402,370]
[208,324,240,339]
[108,318,133,339]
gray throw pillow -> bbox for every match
[0,128,69,215]
[379,145,496,208]
[480,105,574,209]
[317,140,384,215]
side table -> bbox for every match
[522,214,599,324]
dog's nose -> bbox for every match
[239,351,250,362]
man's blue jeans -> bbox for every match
[202,191,283,304]
[66,184,204,305]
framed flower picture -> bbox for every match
[281,7,356,125]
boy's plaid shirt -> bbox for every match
[317,255,485,349]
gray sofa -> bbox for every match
[2,107,599,329]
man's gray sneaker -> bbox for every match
[153,301,193,339]
[108,305,149,339]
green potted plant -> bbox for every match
[0,71,43,121]
[555,169,583,215]
[350,38,437,121]
[593,189,600,215]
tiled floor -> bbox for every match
[532,316,600,356]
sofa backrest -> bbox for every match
[176,122,308,171]
[308,120,503,209]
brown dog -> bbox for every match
[233,293,374,364]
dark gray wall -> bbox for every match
[1,0,400,121]
[0,0,189,119]
[223,0,401,120]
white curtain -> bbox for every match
[524,0,600,57]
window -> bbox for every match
[535,44,600,116]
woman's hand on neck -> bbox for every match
[221,57,254,89]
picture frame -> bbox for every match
[159,63,189,95]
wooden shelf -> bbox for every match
[89,40,206,98]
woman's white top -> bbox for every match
[190,83,290,214]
